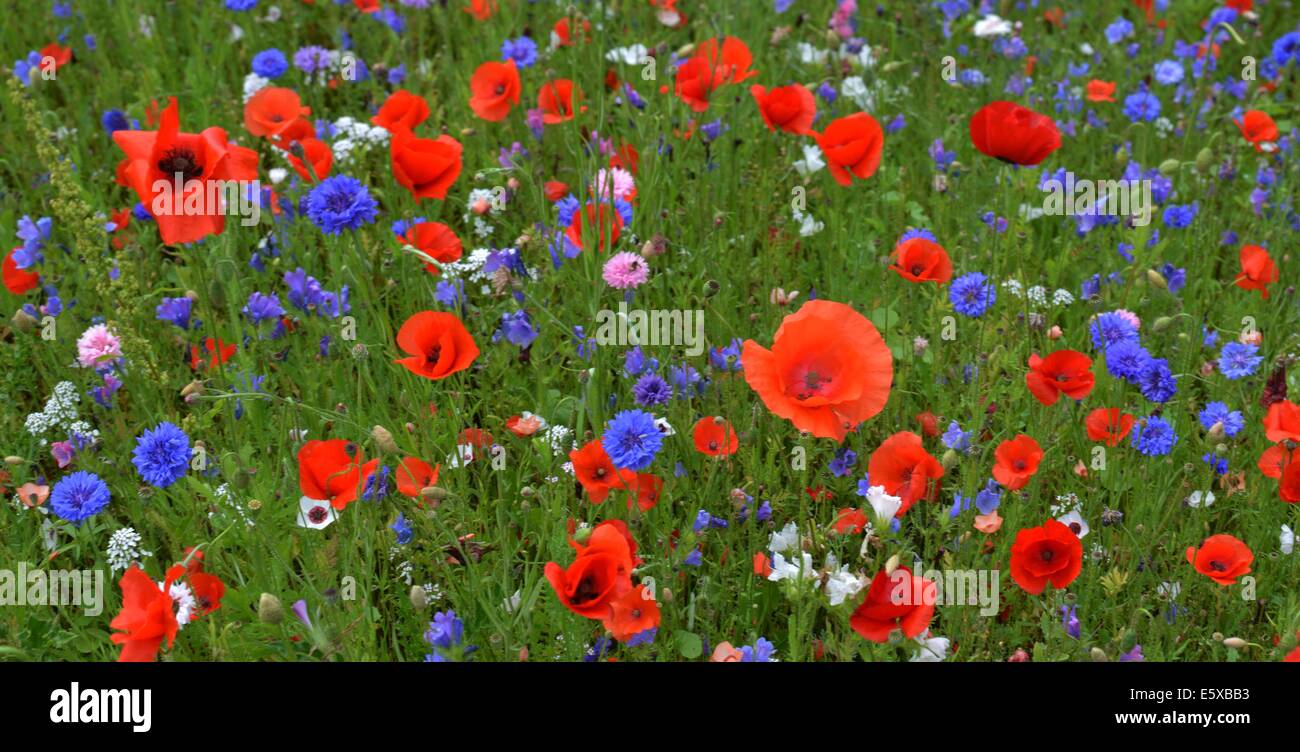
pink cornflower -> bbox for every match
[593,168,635,202]
[602,251,649,289]
[1113,309,1141,330]
[76,324,123,369]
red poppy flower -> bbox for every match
[505,414,544,437]
[553,17,592,47]
[672,56,727,112]
[692,417,739,456]
[915,411,940,437]
[109,564,182,662]
[390,131,463,201]
[544,181,569,201]
[604,584,659,641]
[468,60,521,122]
[190,338,237,370]
[401,222,463,275]
[113,97,260,245]
[298,438,381,510]
[538,79,584,124]
[544,522,635,619]
[1235,110,1278,152]
[3,250,39,295]
[1085,408,1134,446]
[611,143,639,174]
[188,571,226,617]
[696,36,756,84]
[969,101,1061,166]
[1009,519,1083,595]
[1026,349,1094,405]
[393,311,479,380]
[749,83,816,135]
[372,89,431,133]
[40,42,73,69]
[832,507,868,535]
[1234,244,1278,300]
[286,137,333,182]
[850,566,936,643]
[1186,534,1253,585]
[993,434,1044,490]
[1085,80,1116,102]
[243,87,311,139]
[565,202,623,252]
[868,431,944,514]
[814,113,884,186]
[1281,460,1300,503]
[568,439,636,504]
[890,238,953,285]
[742,299,893,442]
[464,0,496,20]
[1263,400,1300,443]
[572,520,641,567]
[1257,443,1299,479]
[396,456,440,497]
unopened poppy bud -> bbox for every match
[1090,647,1108,662]
[887,627,905,646]
[1008,648,1030,662]
[4,456,24,466]
[572,526,593,545]
[641,234,667,257]
[258,593,284,624]
[675,43,695,58]
[371,425,398,454]
[1195,146,1214,172]
[1152,315,1174,331]
[351,343,368,360]
[1215,442,1228,455]
[1211,632,1224,641]
[1146,269,1168,289]
[941,449,960,470]
[884,553,901,575]
[421,486,447,502]
[703,279,720,298]
[459,127,476,138]
[180,380,205,398]
[661,587,673,603]
[1158,158,1181,176]
[1207,422,1225,441]
[1047,325,1063,340]
[1115,146,1128,166]
[520,485,534,498]
[184,289,199,301]
[932,173,948,193]
[1223,636,1247,649]
[11,309,37,332]
[409,585,428,610]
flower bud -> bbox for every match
[1223,636,1247,650]
[1090,647,1108,662]
[1195,146,1214,173]
[1158,158,1181,176]
[11,309,38,333]
[409,585,428,611]
[884,553,901,575]
[371,425,398,454]
[258,593,284,624]
[1146,269,1168,289]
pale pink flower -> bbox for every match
[602,251,649,289]
[1113,309,1141,330]
[75,324,122,368]
[593,168,635,202]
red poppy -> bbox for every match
[538,79,584,124]
[372,89,430,133]
[867,431,944,514]
[629,472,663,512]
[969,101,1061,166]
[298,438,381,510]
[993,434,1044,491]
[468,60,521,122]
[1234,244,1278,300]
[850,566,936,643]
[568,439,636,504]
[286,137,333,182]
[572,519,641,567]
[552,17,592,47]
[505,414,544,437]
[696,36,756,84]
[1281,460,1300,503]
[814,113,884,186]
[393,310,479,380]
[544,522,635,619]
[1084,408,1134,446]
[611,143,639,174]
[401,222,463,275]
[390,131,463,201]
[109,564,182,662]
[672,38,754,112]
[1085,80,1116,102]
[742,299,893,442]
[1186,534,1253,585]
[1026,349,1094,405]
[1263,400,1300,443]
[749,83,816,135]
[188,571,226,617]
[396,456,440,497]
[565,202,623,252]
[39,42,73,69]
[464,0,496,20]
[1009,519,1082,594]
[544,180,570,202]
[1257,443,1299,479]
[1235,110,1278,153]
[113,98,260,245]
[190,338,237,370]
[604,584,660,641]
[3,250,39,295]
[243,87,311,139]
[915,411,940,437]
[890,237,953,285]
[692,417,739,456]
[832,508,868,535]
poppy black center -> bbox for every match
[425,345,442,366]
[1040,549,1054,562]
[157,147,204,182]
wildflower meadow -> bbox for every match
[3,0,1300,677]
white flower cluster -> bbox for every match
[242,72,271,102]
[106,527,154,573]
[213,483,255,528]
[24,381,81,443]
[331,116,389,166]
[1001,279,1076,309]
[463,188,503,238]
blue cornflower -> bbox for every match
[225,0,257,10]
[1103,339,1152,383]
[293,45,332,74]
[101,109,135,134]
[669,364,706,399]
[1105,17,1134,44]
[1197,402,1244,437]
[131,422,192,488]
[1272,31,1300,67]
[155,296,195,330]
[949,272,996,317]
[1089,312,1140,350]
[1161,202,1198,228]
[304,176,378,234]
[602,410,663,470]
[252,48,289,78]
[1218,342,1262,380]
[632,372,672,406]
[625,628,657,647]
[1122,90,1161,122]
[1159,262,1186,294]
[501,36,537,68]
[492,310,538,348]
[975,479,1001,514]
[683,549,703,567]
[283,268,350,317]
[1131,415,1178,456]
[623,346,658,377]
[740,637,776,662]
[242,291,285,325]
[816,81,837,103]
[1061,605,1081,639]
[49,471,111,525]
[829,448,857,477]
[1152,59,1184,85]
[1202,453,1228,475]
[1137,358,1177,402]
[708,338,743,371]
[391,513,413,544]
[941,421,972,453]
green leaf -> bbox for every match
[675,630,703,659]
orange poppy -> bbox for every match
[188,571,226,617]
[969,100,1061,166]
[692,416,739,456]
[3,250,40,295]
[890,237,953,285]
[243,87,311,139]
[1084,408,1133,446]
[1085,80,1116,102]
[1026,350,1094,405]
[992,434,1044,490]
[109,564,183,662]
[1263,400,1300,443]
[814,113,884,186]
[286,137,333,182]
[190,337,237,370]
[604,584,660,641]
[741,299,893,442]
[464,0,496,20]
[538,79,584,124]
[915,411,940,437]
[1234,244,1278,300]
[568,439,636,504]
[395,456,440,497]
[390,131,463,201]
[1235,110,1278,152]
[544,521,635,619]
[867,431,943,514]
[393,311,479,380]
[749,83,816,135]
[298,438,381,510]
[401,222,463,274]
[468,60,521,122]
[850,566,936,643]
[372,89,430,133]
[1186,534,1253,585]
[1009,519,1082,594]
[695,36,756,84]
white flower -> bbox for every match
[910,631,951,662]
[167,580,196,628]
[106,527,153,573]
[242,73,271,101]
[864,485,902,524]
[794,42,831,66]
[1187,490,1216,508]
[973,14,1012,37]
[825,567,866,606]
[768,522,800,553]
[1282,525,1294,555]
[1057,510,1090,539]
[268,167,289,185]
[1158,581,1181,600]
[768,551,817,582]
[793,143,825,176]
[606,45,648,65]
[1052,288,1075,306]
[653,417,675,436]
[841,76,874,111]
[503,589,522,613]
[297,496,338,530]
[792,206,824,237]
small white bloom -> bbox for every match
[1187,490,1216,508]
[1056,510,1090,539]
[973,14,1012,37]
[910,630,951,662]
[824,567,866,606]
[768,551,817,582]
[297,496,338,530]
[864,485,902,524]
[768,521,800,553]
[793,143,825,176]
[1282,525,1294,555]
